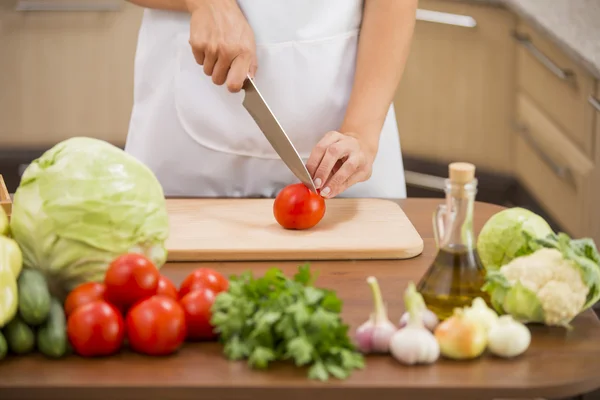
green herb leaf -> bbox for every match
[308,361,329,382]
[321,291,343,313]
[285,302,310,326]
[285,336,313,366]
[248,346,276,369]
[223,336,250,360]
[210,265,364,382]
[325,362,350,380]
[303,286,324,305]
[294,264,315,285]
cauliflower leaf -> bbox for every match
[482,233,600,328]
[532,233,600,310]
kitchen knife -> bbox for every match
[242,76,318,193]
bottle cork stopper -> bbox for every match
[449,162,476,184]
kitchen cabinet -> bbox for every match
[0,1,143,148]
[514,21,596,158]
[513,93,593,236]
[582,86,600,244]
[394,0,516,174]
[512,20,598,243]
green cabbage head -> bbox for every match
[10,137,170,292]
[477,207,554,270]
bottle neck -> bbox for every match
[440,180,477,251]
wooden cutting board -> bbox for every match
[165,198,424,261]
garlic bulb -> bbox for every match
[398,307,439,332]
[355,276,397,353]
[487,315,531,358]
[389,282,439,365]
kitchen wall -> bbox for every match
[0,0,142,149]
[0,0,599,243]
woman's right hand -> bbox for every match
[186,0,257,93]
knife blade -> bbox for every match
[242,76,318,193]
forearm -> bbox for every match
[126,0,236,12]
[340,0,418,152]
[126,0,188,11]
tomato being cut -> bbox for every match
[104,253,160,309]
[179,268,228,299]
[179,288,218,341]
[67,300,125,357]
[64,282,107,317]
[273,183,326,230]
[156,275,178,300]
[126,295,187,356]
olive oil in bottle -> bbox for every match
[416,162,491,321]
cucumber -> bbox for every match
[18,269,51,326]
[3,315,35,354]
[36,297,67,359]
[0,331,7,360]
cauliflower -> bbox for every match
[482,234,600,328]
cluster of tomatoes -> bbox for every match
[64,253,228,357]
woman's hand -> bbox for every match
[306,131,377,199]
[186,0,257,92]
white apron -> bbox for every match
[125,0,407,199]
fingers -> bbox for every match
[188,37,255,92]
[321,157,365,198]
[212,49,235,86]
[226,53,253,93]
[202,45,218,76]
[306,131,343,185]
[191,48,205,66]
[249,57,258,78]
[308,132,375,198]
[312,140,355,192]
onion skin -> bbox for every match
[434,309,487,360]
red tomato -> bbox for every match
[104,253,160,309]
[67,301,125,357]
[126,295,187,356]
[64,282,107,317]
[179,268,228,299]
[273,183,325,230]
[180,288,218,341]
[156,275,178,300]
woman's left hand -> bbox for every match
[306,131,377,199]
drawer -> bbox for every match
[579,86,600,244]
[514,93,594,236]
[514,21,595,157]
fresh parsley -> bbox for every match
[210,264,365,381]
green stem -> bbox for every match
[366,276,387,323]
[404,282,425,327]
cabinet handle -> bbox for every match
[416,9,477,28]
[589,95,600,113]
[512,31,575,82]
[15,0,123,12]
[513,122,574,185]
[404,171,446,192]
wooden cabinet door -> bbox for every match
[394,0,516,174]
[0,1,143,148]
[580,84,600,244]
[514,93,594,236]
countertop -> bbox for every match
[443,0,600,79]
[1,198,600,400]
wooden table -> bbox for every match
[1,198,599,400]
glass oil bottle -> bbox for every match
[416,162,491,320]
